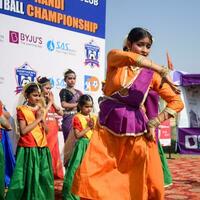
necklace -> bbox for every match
[26,103,39,111]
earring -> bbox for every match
[123,46,130,52]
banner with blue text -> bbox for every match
[0,0,106,38]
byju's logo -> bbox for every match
[46,40,76,55]
[9,30,43,47]
[84,75,99,92]
[9,31,19,44]
[185,135,200,149]
[84,40,100,68]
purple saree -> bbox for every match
[99,69,154,136]
[59,89,82,141]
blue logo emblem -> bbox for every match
[84,40,100,68]
[49,77,66,89]
[46,39,75,55]
[15,63,37,94]
[47,40,55,51]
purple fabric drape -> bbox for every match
[99,69,154,136]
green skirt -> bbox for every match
[62,137,89,200]
[5,147,54,200]
[158,141,172,187]
[0,141,5,200]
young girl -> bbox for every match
[72,27,184,200]
[123,34,173,187]
[62,94,96,200]
[59,69,82,142]
[5,83,54,200]
[37,76,64,179]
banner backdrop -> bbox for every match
[0,0,106,114]
[173,71,200,154]
[0,0,105,38]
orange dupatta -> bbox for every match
[19,105,47,147]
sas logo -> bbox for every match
[84,75,99,92]
[49,77,66,89]
[15,63,37,94]
[84,40,100,68]
[47,40,76,55]
[185,135,200,149]
[9,31,43,47]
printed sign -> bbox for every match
[159,119,171,146]
[0,0,106,38]
[178,128,200,154]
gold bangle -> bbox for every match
[157,115,162,123]
[160,66,170,78]
[147,117,161,128]
[163,111,168,121]
[136,56,144,67]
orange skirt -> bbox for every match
[72,124,164,200]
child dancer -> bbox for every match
[6,82,54,200]
[37,76,64,179]
[59,69,82,142]
[62,94,96,200]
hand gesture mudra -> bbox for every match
[88,118,94,129]
[159,68,181,94]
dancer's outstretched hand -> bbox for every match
[160,74,181,94]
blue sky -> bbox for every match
[105,0,200,73]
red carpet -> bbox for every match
[55,156,200,199]
[165,156,200,200]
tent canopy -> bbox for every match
[173,71,200,86]
[181,74,200,86]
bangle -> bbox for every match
[163,110,169,121]
[160,66,170,78]
[147,117,160,128]
[136,56,144,67]
[157,115,162,123]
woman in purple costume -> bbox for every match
[59,69,82,142]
